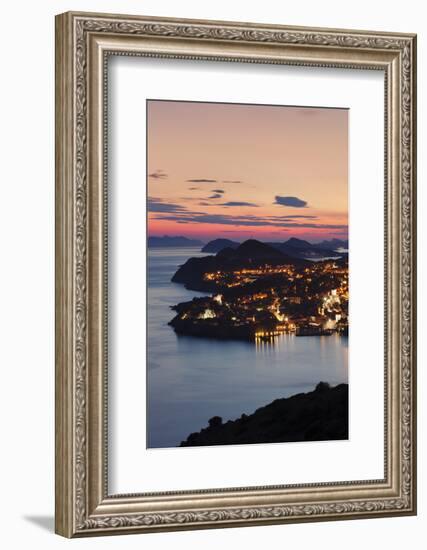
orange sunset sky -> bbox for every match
[147,100,348,243]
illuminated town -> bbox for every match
[169,255,348,342]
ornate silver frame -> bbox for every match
[55,11,417,537]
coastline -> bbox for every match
[180,382,348,447]
[168,240,349,344]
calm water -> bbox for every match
[147,247,348,448]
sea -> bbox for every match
[147,247,348,448]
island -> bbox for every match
[200,236,348,259]
[169,239,348,341]
[148,235,205,248]
[180,382,348,446]
[201,238,240,253]
[267,237,345,260]
[315,238,348,250]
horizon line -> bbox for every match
[147,234,348,243]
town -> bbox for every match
[169,258,348,342]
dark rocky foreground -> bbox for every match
[180,382,348,447]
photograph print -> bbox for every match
[147,99,349,449]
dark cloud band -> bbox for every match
[148,197,187,213]
[275,195,308,208]
[221,201,259,207]
[154,211,346,231]
[186,178,217,183]
[148,170,168,180]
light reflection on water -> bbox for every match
[147,247,348,448]
[255,331,347,355]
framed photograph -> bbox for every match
[55,11,417,537]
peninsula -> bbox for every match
[169,239,348,341]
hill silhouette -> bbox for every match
[180,382,348,446]
[201,238,239,253]
[172,239,309,291]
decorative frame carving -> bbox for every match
[55,11,416,537]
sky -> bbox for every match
[147,100,348,243]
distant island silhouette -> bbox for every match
[202,238,240,253]
[201,236,348,259]
[148,234,348,259]
[148,235,205,248]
